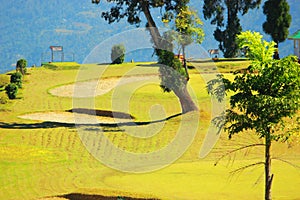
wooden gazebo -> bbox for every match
[288,30,300,59]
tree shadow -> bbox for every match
[58,193,158,200]
[136,63,159,67]
[97,63,113,66]
[190,58,249,64]
[0,121,75,129]
[68,108,135,119]
[0,112,182,130]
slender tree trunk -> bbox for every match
[265,131,273,200]
[182,45,189,81]
[141,1,198,113]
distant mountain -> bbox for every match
[0,0,299,73]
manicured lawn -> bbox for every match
[0,61,299,200]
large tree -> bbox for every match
[203,0,261,58]
[92,0,199,113]
[263,0,291,47]
[208,31,300,200]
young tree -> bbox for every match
[92,0,199,113]
[174,6,204,80]
[263,0,291,56]
[111,44,126,64]
[203,0,261,58]
[208,31,300,200]
[16,58,27,75]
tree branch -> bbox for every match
[230,161,265,175]
[214,143,265,166]
[272,157,300,169]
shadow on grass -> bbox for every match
[191,58,249,64]
[68,108,135,119]
[136,63,159,67]
[0,121,76,129]
[0,112,182,130]
[58,193,158,200]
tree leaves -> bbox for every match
[209,31,300,141]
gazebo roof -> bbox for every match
[288,30,300,40]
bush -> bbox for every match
[16,58,27,75]
[10,72,22,88]
[111,44,125,64]
[5,83,18,99]
[0,95,8,104]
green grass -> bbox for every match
[42,62,81,70]
[0,61,299,200]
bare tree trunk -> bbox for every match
[265,131,273,200]
[140,1,162,48]
[182,45,189,81]
[173,85,198,113]
[141,1,198,113]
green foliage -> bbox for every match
[209,31,300,141]
[174,6,204,46]
[5,83,18,99]
[220,56,299,140]
[10,72,22,88]
[157,49,186,92]
[237,31,276,62]
[111,44,126,64]
[95,0,190,26]
[16,58,27,75]
[156,31,187,92]
[203,0,261,58]
[263,0,291,44]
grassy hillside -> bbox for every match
[0,61,299,200]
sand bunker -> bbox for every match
[21,75,159,124]
[19,111,133,125]
[49,75,159,98]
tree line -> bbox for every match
[203,0,291,58]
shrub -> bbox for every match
[0,95,8,104]
[16,58,27,75]
[5,83,18,99]
[111,44,125,64]
[10,72,22,88]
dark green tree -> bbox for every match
[5,83,18,99]
[203,0,261,58]
[10,72,22,88]
[263,0,291,48]
[208,31,300,200]
[111,44,126,64]
[92,0,198,113]
[16,58,27,75]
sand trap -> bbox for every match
[19,111,133,125]
[49,75,159,98]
